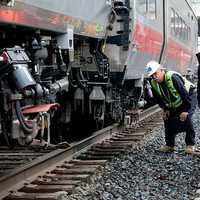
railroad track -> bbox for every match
[0,146,56,177]
[0,105,162,200]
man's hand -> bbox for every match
[162,110,170,121]
[179,112,188,122]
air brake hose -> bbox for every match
[15,100,33,134]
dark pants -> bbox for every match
[164,90,197,147]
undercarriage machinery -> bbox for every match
[0,0,197,146]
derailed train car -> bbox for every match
[0,0,197,146]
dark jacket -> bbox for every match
[196,53,200,105]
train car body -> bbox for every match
[0,0,197,146]
[116,0,197,77]
[0,0,109,36]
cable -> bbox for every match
[15,100,33,134]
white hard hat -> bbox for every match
[145,61,161,77]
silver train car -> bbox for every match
[0,0,197,146]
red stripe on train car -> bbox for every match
[132,22,193,70]
[165,38,192,72]
[132,22,163,56]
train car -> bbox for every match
[0,0,197,146]
[124,0,198,77]
[105,0,198,118]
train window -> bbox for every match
[170,7,191,42]
[186,25,189,41]
[186,24,189,41]
[170,8,175,35]
[147,0,157,19]
[188,26,191,40]
[182,21,186,41]
[178,16,182,38]
[138,0,147,14]
[137,0,157,19]
[174,12,179,37]
[179,18,182,39]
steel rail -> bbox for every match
[0,124,119,198]
[0,104,161,199]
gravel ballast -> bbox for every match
[66,110,200,200]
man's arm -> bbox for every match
[196,53,200,107]
[171,74,191,112]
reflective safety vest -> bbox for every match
[151,71,194,110]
